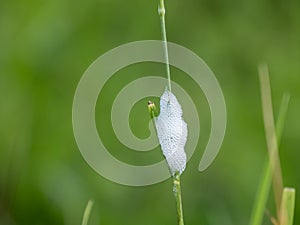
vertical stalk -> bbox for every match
[258,64,283,219]
[157,2,184,225]
[81,200,94,225]
[158,0,172,92]
[249,92,290,225]
[173,172,184,225]
[279,188,296,225]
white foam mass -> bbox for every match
[155,90,187,175]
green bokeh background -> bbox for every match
[0,0,299,224]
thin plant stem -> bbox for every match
[157,2,184,225]
[158,0,172,92]
[173,172,184,225]
[249,92,290,225]
[258,64,283,219]
[81,200,94,225]
[279,188,296,225]
[275,93,290,145]
[249,160,272,225]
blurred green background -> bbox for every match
[0,0,299,224]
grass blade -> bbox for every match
[81,200,94,225]
[249,65,290,225]
[249,161,272,225]
[275,93,290,146]
[279,188,296,225]
[258,64,283,216]
[173,172,184,225]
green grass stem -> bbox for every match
[249,160,273,225]
[258,64,283,218]
[158,0,172,92]
[81,200,94,225]
[249,65,290,225]
[279,188,296,225]
[173,172,184,225]
[275,93,290,145]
